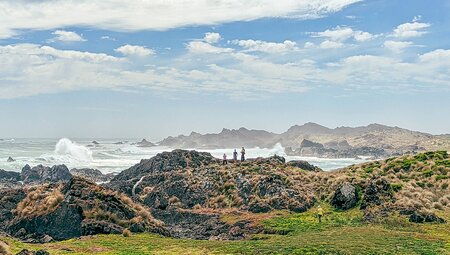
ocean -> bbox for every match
[0,138,368,173]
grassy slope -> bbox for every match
[3,204,449,255]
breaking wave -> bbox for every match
[54,138,93,162]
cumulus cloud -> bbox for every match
[320,40,345,49]
[204,32,221,44]
[0,0,361,39]
[186,41,234,54]
[49,30,86,42]
[115,45,155,57]
[384,40,414,53]
[392,21,430,38]
[312,26,374,42]
[231,39,298,53]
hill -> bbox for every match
[157,123,450,158]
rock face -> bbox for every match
[331,182,358,210]
[0,169,22,190]
[21,164,72,184]
[3,177,167,243]
[70,168,114,183]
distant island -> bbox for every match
[158,122,450,159]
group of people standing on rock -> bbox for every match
[222,147,245,165]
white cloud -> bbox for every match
[204,32,221,44]
[50,30,86,42]
[304,42,316,48]
[115,45,155,57]
[0,0,361,39]
[231,39,298,53]
[392,22,430,38]
[312,26,374,42]
[384,40,414,53]
[186,41,234,54]
[320,40,345,49]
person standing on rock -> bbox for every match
[317,205,324,222]
[223,153,228,165]
[233,149,238,162]
[241,147,246,162]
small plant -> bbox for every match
[390,183,403,192]
[422,170,434,178]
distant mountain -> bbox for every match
[157,123,450,158]
[159,127,278,149]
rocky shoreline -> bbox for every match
[0,149,448,246]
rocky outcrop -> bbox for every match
[135,139,155,147]
[360,179,394,210]
[21,164,72,184]
[7,157,15,162]
[287,160,322,172]
[3,177,168,243]
[70,168,114,183]
[0,169,22,190]
[331,182,358,210]
[409,211,446,224]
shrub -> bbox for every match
[390,183,403,192]
[436,175,449,181]
[122,228,132,237]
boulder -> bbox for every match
[7,157,15,162]
[331,182,358,210]
[21,164,72,184]
[0,169,20,182]
[360,179,394,210]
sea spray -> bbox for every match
[54,138,93,162]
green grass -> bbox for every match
[2,205,449,255]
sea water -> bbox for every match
[0,138,368,173]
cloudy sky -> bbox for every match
[1,0,449,139]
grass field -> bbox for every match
[2,205,449,255]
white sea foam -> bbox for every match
[54,138,93,162]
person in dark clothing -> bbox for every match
[233,149,238,162]
[240,147,246,162]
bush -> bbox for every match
[122,228,132,237]
[422,170,434,178]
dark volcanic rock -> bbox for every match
[0,169,20,182]
[21,164,72,184]
[409,211,446,224]
[8,202,84,242]
[331,182,358,210]
[360,179,394,210]
[111,150,217,182]
[7,156,15,162]
[287,160,322,172]
[70,168,114,183]
[3,177,167,242]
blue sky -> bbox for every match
[0,0,449,139]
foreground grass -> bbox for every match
[3,206,449,255]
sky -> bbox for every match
[0,0,449,140]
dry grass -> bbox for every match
[15,184,64,218]
[0,240,12,255]
[122,228,131,237]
